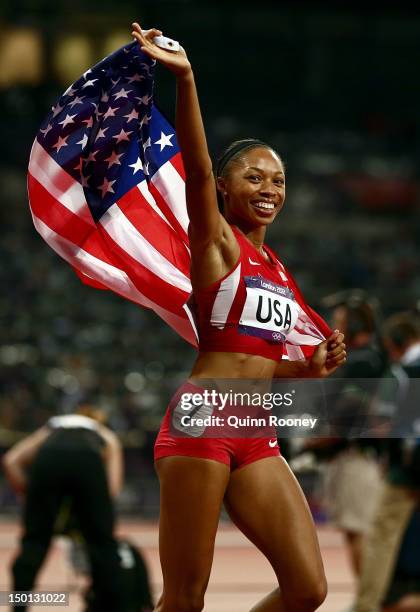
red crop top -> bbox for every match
[192,226,303,361]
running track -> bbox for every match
[0,520,355,610]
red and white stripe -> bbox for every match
[28,139,198,346]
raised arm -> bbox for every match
[131,23,223,246]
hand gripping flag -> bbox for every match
[28,41,330,357]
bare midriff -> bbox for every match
[190,351,277,380]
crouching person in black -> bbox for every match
[2,406,127,611]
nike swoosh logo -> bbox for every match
[268,439,278,448]
[248,258,261,266]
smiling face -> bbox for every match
[217,146,285,229]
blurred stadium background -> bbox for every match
[0,2,419,608]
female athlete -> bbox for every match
[132,22,346,612]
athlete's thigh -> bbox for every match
[156,456,230,586]
[224,456,325,591]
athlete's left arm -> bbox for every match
[2,427,51,493]
[274,331,346,378]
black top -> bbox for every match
[322,342,387,458]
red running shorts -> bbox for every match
[154,381,281,470]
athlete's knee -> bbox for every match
[284,576,327,611]
[158,585,205,612]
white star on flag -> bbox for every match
[129,157,143,174]
[136,94,152,106]
[77,134,89,148]
[154,131,174,151]
[68,96,85,109]
[85,150,99,163]
[124,109,139,122]
[140,115,151,128]
[52,103,64,118]
[143,137,151,150]
[104,151,124,168]
[112,128,132,144]
[113,87,132,100]
[127,73,144,83]
[52,135,69,153]
[58,114,76,128]
[102,107,118,120]
[63,85,77,97]
[95,127,109,141]
[98,178,116,198]
[82,78,99,89]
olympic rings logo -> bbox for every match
[272,332,284,341]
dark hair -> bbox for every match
[321,289,381,342]
[345,302,377,339]
[382,312,420,349]
[215,138,280,212]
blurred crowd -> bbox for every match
[0,126,418,434]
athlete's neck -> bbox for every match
[228,220,267,253]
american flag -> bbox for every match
[28,41,329,358]
[28,41,198,346]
